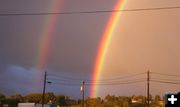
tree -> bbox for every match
[44,92,56,104]
[0,93,5,105]
[86,97,102,107]
[11,94,24,102]
[123,101,130,107]
[2,98,19,107]
[25,93,42,103]
[131,95,138,101]
[149,94,153,101]
[0,93,5,100]
[103,95,129,107]
[56,95,67,106]
[154,95,161,103]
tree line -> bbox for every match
[0,92,76,107]
[0,93,165,107]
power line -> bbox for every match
[85,78,146,84]
[94,72,146,81]
[47,72,146,82]
[48,78,146,85]
[151,72,180,77]
[151,80,180,84]
[47,76,82,82]
[151,78,180,82]
[86,80,146,85]
[47,78,146,83]
[47,73,83,81]
[47,82,80,86]
[50,79,146,86]
[0,6,180,16]
[46,71,180,86]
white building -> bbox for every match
[18,103,50,107]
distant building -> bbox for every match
[158,100,164,105]
[2,104,9,107]
[18,103,50,107]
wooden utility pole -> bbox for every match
[147,70,150,107]
[42,72,47,107]
[81,81,85,107]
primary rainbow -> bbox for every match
[36,0,62,91]
[91,0,127,97]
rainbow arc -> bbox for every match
[91,0,127,97]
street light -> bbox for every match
[47,81,52,84]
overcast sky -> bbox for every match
[0,0,180,99]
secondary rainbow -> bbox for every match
[36,0,62,91]
[91,0,127,97]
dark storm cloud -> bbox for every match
[0,65,37,95]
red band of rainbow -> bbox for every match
[36,0,63,91]
[91,0,127,97]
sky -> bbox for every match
[0,0,180,99]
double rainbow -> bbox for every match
[36,0,127,96]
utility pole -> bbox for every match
[147,70,150,107]
[80,81,85,107]
[42,72,47,107]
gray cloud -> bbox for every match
[0,65,37,95]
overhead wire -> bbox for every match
[85,78,146,84]
[49,79,146,86]
[150,80,180,85]
[46,72,147,86]
[46,71,180,86]
[0,6,180,16]
[151,72,180,77]
[47,72,146,82]
[150,78,180,82]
